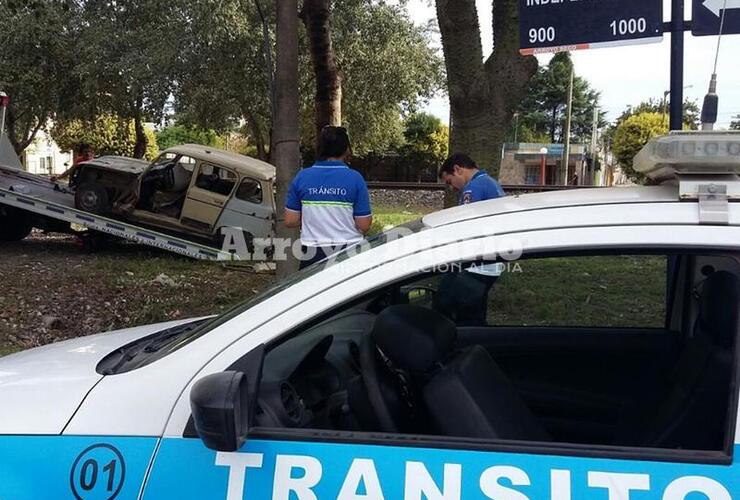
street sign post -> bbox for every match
[692,0,740,35]
[519,0,664,55]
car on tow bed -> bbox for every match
[69,144,276,247]
[1,132,739,499]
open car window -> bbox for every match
[246,250,740,462]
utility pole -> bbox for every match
[562,66,574,186]
[669,0,685,130]
[273,0,301,278]
[590,106,599,186]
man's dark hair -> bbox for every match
[438,153,478,178]
[318,126,350,159]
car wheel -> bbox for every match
[75,183,111,214]
[0,205,33,242]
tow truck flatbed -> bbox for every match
[0,164,238,261]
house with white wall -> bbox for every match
[20,128,73,176]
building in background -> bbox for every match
[20,128,72,176]
[499,143,629,187]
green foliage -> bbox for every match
[613,98,700,131]
[0,0,78,152]
[51,115,159,161]
[730,116,740,131]
[74,0,184,119]
[174,0,272,153]
[398,112,449,170]
[404,112,443,144]
[611,112,668,183]
[174,0,444,157]
[515,52,605,144]
[328,1,445,154]
[156,125,226,151]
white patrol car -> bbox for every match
[0,131,739,500]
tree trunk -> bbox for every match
[274,0,301,278]
[550,107,557,143]
[301,0,342,152]
[132,94,147,159]
[5,108,43,155]
[246,109,269,162]
[436,0,537,184]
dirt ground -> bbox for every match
[0,231,274,355]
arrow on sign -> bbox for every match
[703,0,740,17]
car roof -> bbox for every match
[164,144,276,180]
[423,185,680,228]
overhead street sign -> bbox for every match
[692,0,740,36]
[519,0,663,55]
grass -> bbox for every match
[0,208,669,357]
[368,205,432,236]
[486,255,667,327]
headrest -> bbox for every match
[699,271,740,348]
[372,305,457,373]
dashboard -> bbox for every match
[255,310,377,430]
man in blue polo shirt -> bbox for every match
[438,153,505,205]
[285,126,372,268]
[435,153,506,325]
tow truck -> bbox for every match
[0,144,277,261]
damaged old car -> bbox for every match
[68,144,276,246]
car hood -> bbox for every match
[0,318,202,435]
[80,156,150,176]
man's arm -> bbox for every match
[284,209,302,228]
[50,165,76,182]
[355,215,373,234]
[283,175,302,228]
[353,174,373,234]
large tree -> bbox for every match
[516,52,605,144]
[75,0,185,158]
[436,0,537,173]
[175,0,442,159]
[301,0,342,149]
[0,1,77,154]
[175,0,273,160]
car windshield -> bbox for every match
[99,218,428,373]
[180,218,428,335]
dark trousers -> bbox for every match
[299,245,347,269]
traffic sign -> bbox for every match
[692,0,740,36]
[519,0,664,55]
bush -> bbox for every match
[155,124,225,151]
[612,112,668,183]
[51,115,159,161]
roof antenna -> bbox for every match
[701,0,729,130]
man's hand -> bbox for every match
[284,209,301,229]
[355,215,373,234]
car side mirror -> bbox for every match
[190,371,250,452]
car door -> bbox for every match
[180,162,238,233]
[141,224,740,499]
[216,176,276,241]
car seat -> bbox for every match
[638,270,740,450]
[372,304,550,441]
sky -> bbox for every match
[406,0,740,128]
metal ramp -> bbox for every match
[0,167,238,261]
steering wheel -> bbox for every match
[358,335,414,433]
